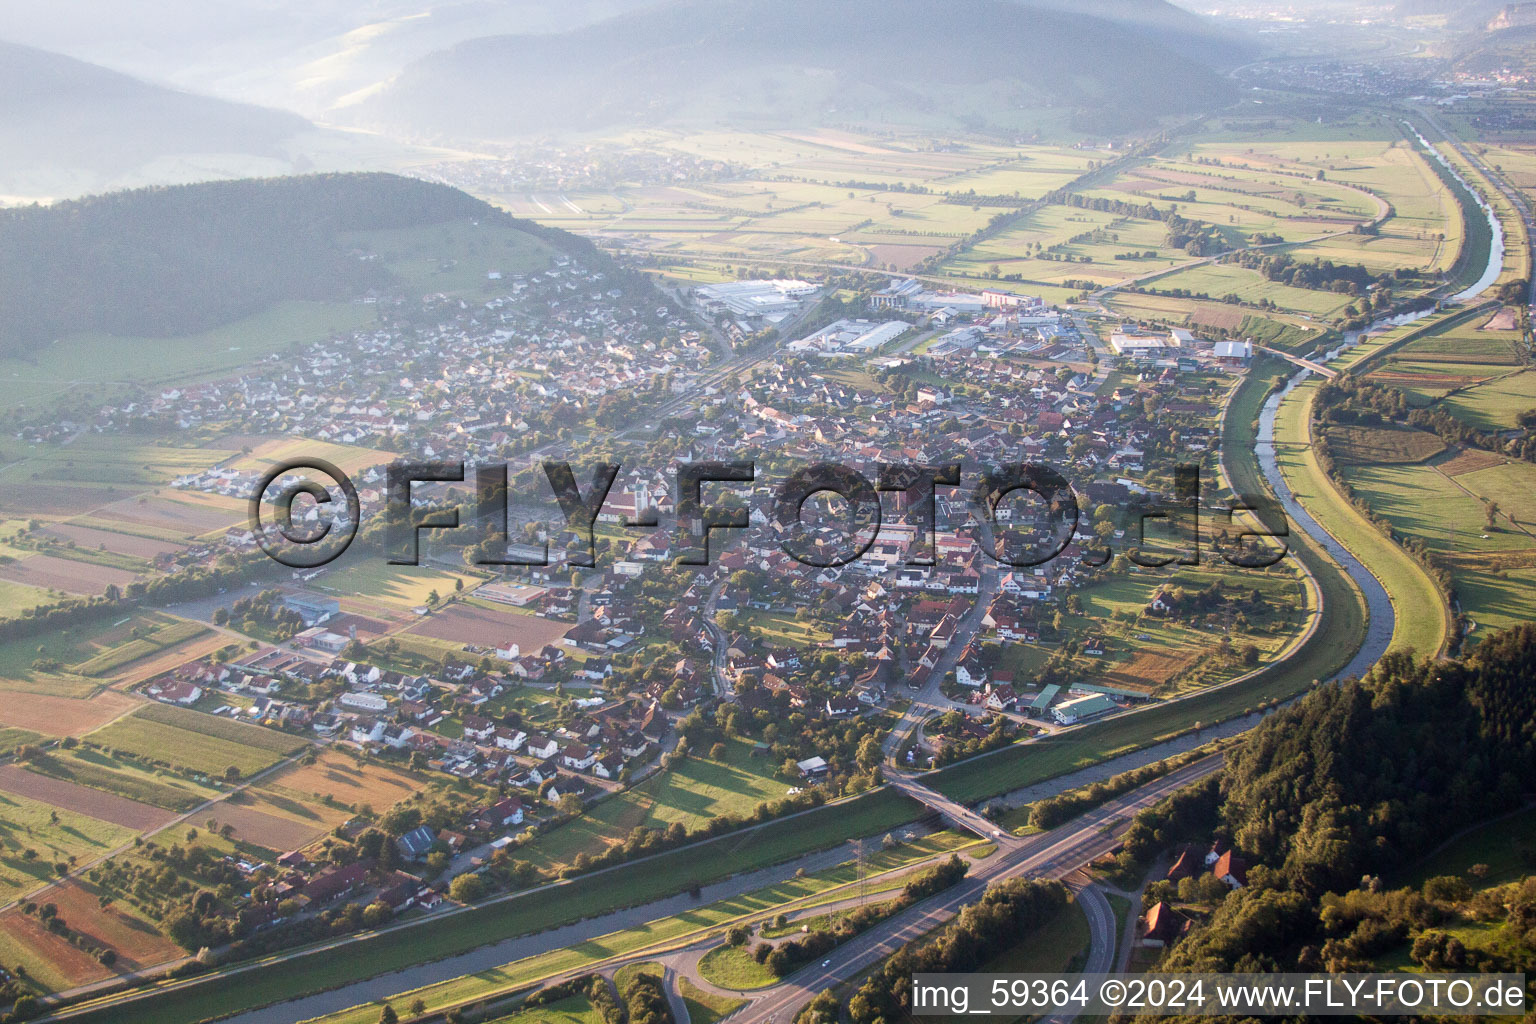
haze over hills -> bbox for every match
[347,0,1246,141]
[0,40,314,200]
[0,0,1249,118]
[1020,0,1255,67]
[0,0,668,117]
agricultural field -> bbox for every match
[407,601,572,654]
[198,792,343,854]
[522,737,796,869]
[1323,423,1446,465]
[1140,261,1358,317]
[225,437,396,479]
[0,578,57,616]
[1441,371,1536,430]
[1057,566,1310,696]
[1337,451,1536,638]
[0,789,138,905]
[0,436,232,494]
[0,552,138,597]
[0,764,175,832]
[310,561,486,611]
[0,878,184,993]
[75,490,249,543]
[18,747,219,812]
[0,301,377,417]
[257,750,425,818]
[72,618,208,677]
[0,730,41,756]
[1085,122,1462,326]
[943,204,1187,289]
[0,613,204,701]
[38,523,185,562]
[492,129,1112,274]
[1176,123,1458,266]
[86,703,306,780]
[0,612,207,693]
[1363,307,1528,405]
[204,753,431,853]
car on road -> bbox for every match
[821,959,831,967]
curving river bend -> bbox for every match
[1252,121,1503,679]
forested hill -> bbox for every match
[0,173,586,356]
[1117,624,1536,977]
[1219,627,1536,895]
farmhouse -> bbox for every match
[396,825,438,862]
[1213,849,1248,889]
[146,679,203,705]
[796,755,830,781]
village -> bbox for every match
[0,252,1301,975]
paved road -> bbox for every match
[1077,882,1117,976]
[662,965,692,1024]
[1043,880,1116,1024]
[882,564,1000,762]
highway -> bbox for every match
[728,755,1222,1024]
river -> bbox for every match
[1406,121,1505,303]
[1252,119,1506,679]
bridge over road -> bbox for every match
[885,769,1016,847]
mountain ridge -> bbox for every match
[0,39,312,197]
[348,0,1244,140]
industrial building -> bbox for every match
[693,279,818,323]
[787,318,910,356]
